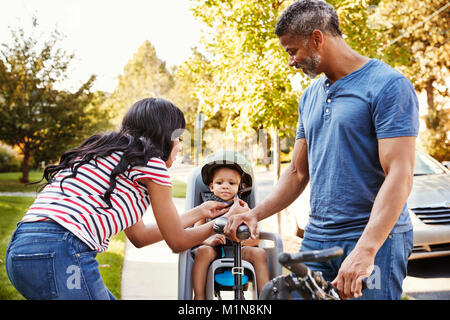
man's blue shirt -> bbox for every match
[296,59,419,240]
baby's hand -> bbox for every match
[205,234,226,246]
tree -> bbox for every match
[0,19,112,182]
[189,0,302,138]
[31,90,113,166]
[374,0,449,161]
[167,48,212,163]
[103,40,175,127]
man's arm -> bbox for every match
[254,138,310,220]
[332,136,416,299]
[224,138,310,241]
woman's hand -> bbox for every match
[198,201,230,220]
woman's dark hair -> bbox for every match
[275,0,342,39]
[41,97,185,208]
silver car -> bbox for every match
[408,151,450,260]
[293,150,450,260]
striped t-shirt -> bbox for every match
[21,152,171,252]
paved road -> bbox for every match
[404,256,450,299]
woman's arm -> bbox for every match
[124,208,205,248]
[125,185,229,249]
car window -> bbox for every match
[414,153,445,175]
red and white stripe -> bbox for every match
[21,153,171,252]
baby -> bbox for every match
[192,165,270,299]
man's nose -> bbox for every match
[288,55,296,67]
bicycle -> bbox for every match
[259,247,344,300]
[214,217,366,300]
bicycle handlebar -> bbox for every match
[279,246,344,265]
[213,216,250,240]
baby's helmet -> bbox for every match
[201,150,254,197]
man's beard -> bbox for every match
[295,53,321,80]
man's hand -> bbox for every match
[331,248,375,299]
[225,196,250,217]
[224,198,257,242]
[198,201,230,220]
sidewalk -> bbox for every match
[121,197,185,300]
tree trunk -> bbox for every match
[425,78,435,124]
[20,149,30,183]
[259,129,271,171]
[272,129,282,234]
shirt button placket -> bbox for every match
[324,80,332,119]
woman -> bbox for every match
[5,98,241,300]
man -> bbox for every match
[224,0,419,300]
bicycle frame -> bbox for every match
[213,216,251,300]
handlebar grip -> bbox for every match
[212,216,250,240]
[280,246,344,264]
[236,224,250,240]
[213,216,228,234]
[288,261,309,277]
[278,252,309,277]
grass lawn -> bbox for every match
[0,196,34,300]
[0,196,126,300]
[172,178,187,198]
[0,171,44,193]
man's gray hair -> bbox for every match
[275,0,342,38]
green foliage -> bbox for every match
[186,0,303,138]
[0,144,21,172]
[183,0,393,138]
[0,19,113,182]
[374,0,449,90]
[374,0,450,161]
[185,0,449,160]
[330,0,384,58]
[103,40,175,127]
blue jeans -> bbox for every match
[295,230,413,300]
[5,221,116,300]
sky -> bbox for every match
[0,0,203,93]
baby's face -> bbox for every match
[209,167,241,202]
